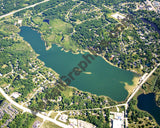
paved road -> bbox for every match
[0,88,71,128]
[0,0,49,19]
[126,63,160,104]
[56,103,127,113]
[124,63,160,127]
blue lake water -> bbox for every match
[137,93,160,125]
[19,26,137,102]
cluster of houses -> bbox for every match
[10,92,21,99]
[138,0,160,13]
[152,1,160,13]
[57,112,97,128]
[0,102,19,127]
[58,114,68,123]
[32,120,41,128]
[138,4,153,11]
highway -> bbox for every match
[0,0,49,19]
[0,88,71,128]
[126,63,160,104]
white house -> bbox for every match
[11,92,21,99]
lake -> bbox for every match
[137,93,160,125]
[0,100,3,105]
[141,18,160,35]
[19,26,137,102]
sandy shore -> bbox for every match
[46,44,52,51]
[124,76,140,96]
[67,86,113,101]
[23,27,140,102]
[83,72,92,74]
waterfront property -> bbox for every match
[19,26,137,102]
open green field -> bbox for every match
[61,87,74,98]
[49,112,58,119]
[0,22,20,36]
[41,121,62,128]
[31,17,78,52]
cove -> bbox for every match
[137,93,160,125]
[19,26,137,102]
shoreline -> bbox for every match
[67,86,117,103]
[21,26,142,103]
[22,25,123,74]
[124,76,140,98]
[22,38,138,104]
[86,49,139,74]
[36,38,142,100]
[28,25,139,75]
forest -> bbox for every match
[8,113,36,128]
[0,35,36,101]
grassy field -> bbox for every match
[0,22,20,36]
[31,16,78,52]
[49,112,58,119]
[41,121,62,128]
[61,87,74,98]
[50,19,72,34]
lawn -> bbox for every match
[50,19,73,34]
[49,112,58,119]
[41,121,62,128]
[0,22,20,35]
[61,87,74,98]
[32,17,78,52]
